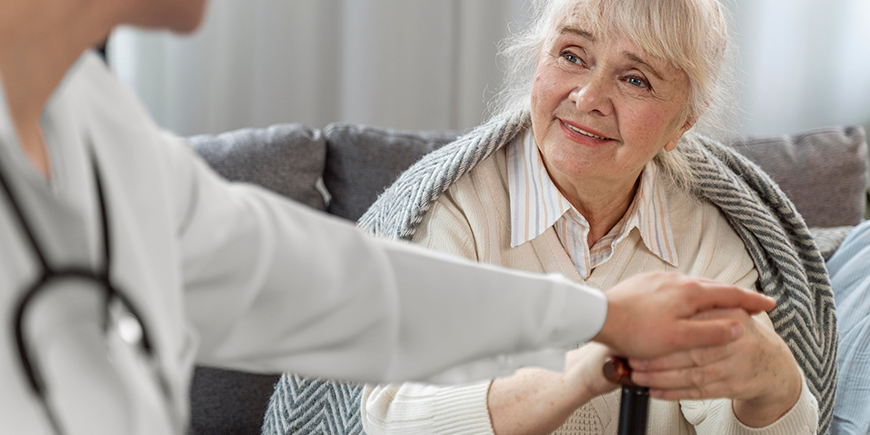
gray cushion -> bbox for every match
[189,367,280,435]
[809,226,855,260]
[729,125,868,227]
[323,123,461,221]
[188,123,328,211]
[186,123,326,435]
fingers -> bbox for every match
[630,343,731,372]
[688,284,775,314]
[667,318,744,351]
[637,362,746,402]
[632,362,726,391]
[689,307,747,321]
[629,312,782,403]
[596,272,774,359]
[565,343,623,398]
[665,307,754,352]
[631,355,741,401]
[647,383,734,401]
[630,343,734,394]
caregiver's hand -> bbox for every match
[629,308,803,427]
[594,272,776,359]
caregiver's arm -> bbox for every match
[364,227,775,382]
[170,137,773,384]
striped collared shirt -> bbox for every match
[506,131,678,279]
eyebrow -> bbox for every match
[558,25,666,82]
[558,25,596,42]
[624,52,664,81]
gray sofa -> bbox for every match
[185,123,869,435]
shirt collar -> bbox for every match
[506,130,678,267]
[617,162,679,267]
[507,130,573,248]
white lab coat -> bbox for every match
[0,52,607,434]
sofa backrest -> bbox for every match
[730,125,868,228]
[186,124,328,435]
[322,123,462,221]
[190,122,868,229]
[188,123,328,212]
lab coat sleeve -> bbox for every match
[166,136,608,384]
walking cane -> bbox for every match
[603,357,650,435]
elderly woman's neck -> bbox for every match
[559,177,640,248]
[0,1,119,179]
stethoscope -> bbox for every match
[0,153,178,434]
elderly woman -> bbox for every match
[264,0,836,434]
[350,0,837,434]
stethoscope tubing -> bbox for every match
[0,151,171,434]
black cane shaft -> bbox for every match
[603,357,650,435]
[618,385,650,435]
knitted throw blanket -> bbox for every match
[359,110,838,434]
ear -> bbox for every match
[664,115,698,152]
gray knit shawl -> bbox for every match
[360,110,838,433]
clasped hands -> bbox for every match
[582,272,803,427]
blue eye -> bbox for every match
[562,51,581,64]
[627,77,648,88]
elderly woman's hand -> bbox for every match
[565,342,622,399]
[628,308,803,428]
[487,343,620,435]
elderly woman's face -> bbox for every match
[530,18,692,197]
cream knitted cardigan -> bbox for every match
[359,110,837,433]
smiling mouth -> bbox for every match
[561,121,613,141]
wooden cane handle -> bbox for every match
[604,358,650,435]
[603,357,636,387]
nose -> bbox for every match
[569,73,613,116]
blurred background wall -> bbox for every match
[108,0,870,137]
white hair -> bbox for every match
[492,0,740,190]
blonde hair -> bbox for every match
[493,0,738,189]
